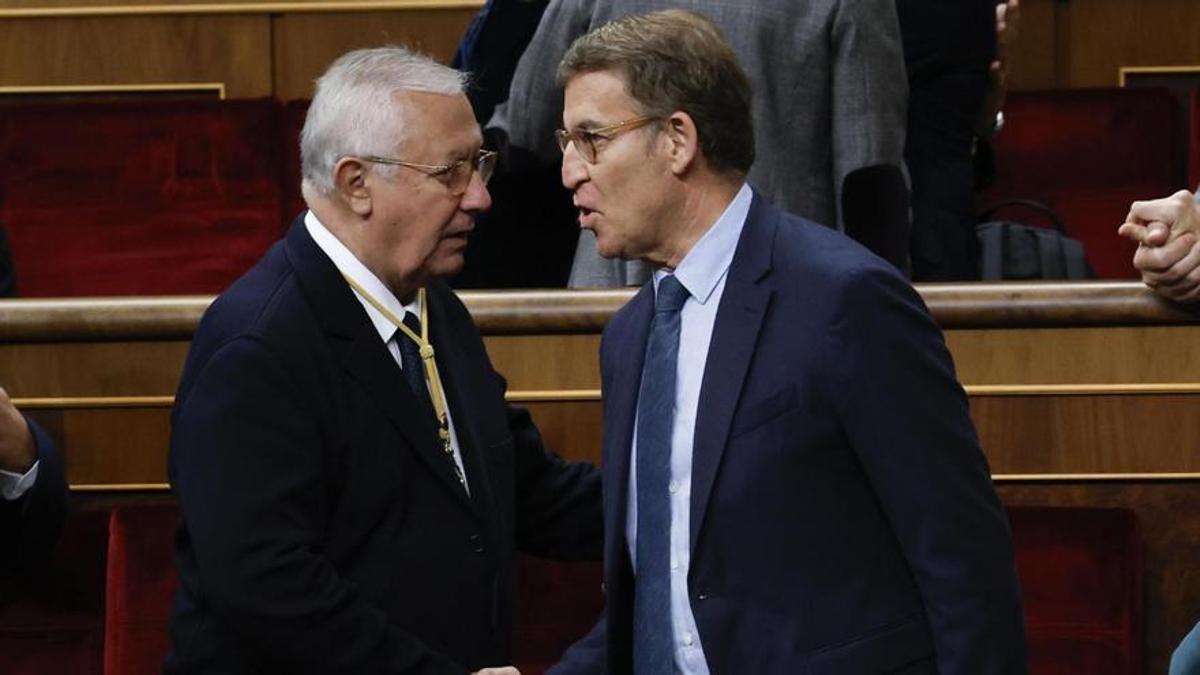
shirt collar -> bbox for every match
[654,183,753,304]
[305,210,419,344]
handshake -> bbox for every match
[1118,189,1200,303]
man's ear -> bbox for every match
[663,111,700,176]
[333,157,373,217]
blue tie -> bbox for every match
[634,274,689,675]
[395,312,437,429]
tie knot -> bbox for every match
[402,311,422,336]
[654,275,689,313]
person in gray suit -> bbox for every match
[488,0,909,287]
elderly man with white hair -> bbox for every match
[165,46,601,675]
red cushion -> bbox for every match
[1008,506,1142,675]
[512,554,604,674]
[0,99,285,297]
[0,509,109,675]
[979,88,1177,278]
[280,100,311,225]
[103,503,178,675]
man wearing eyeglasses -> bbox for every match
[166,47,602,675]
[547,11,1026,674]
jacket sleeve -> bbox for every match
[546,613,607,675]
[827,265,1029,674]
[829,0,909,231]
[2,418,69,573]
[170,336,468,675]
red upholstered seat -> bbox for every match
[103,503,178,675]
[512,554,604,674]
[1190,88,1200,189]
[0,508,109,675]
[1009,506,1142,675]
[280,99,311,225]
[0,99,285,297]
[978,88,1177,278]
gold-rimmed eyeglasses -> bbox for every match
[555,116,658,164]
[358,149,498,195]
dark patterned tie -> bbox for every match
[633,274,689,675]
[395,312,437,430]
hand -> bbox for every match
[0,386,36,474]
[991,0,1021,76]
[472,668,521,675]
[1118,190,1200,302]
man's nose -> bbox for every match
[561,142,588,190]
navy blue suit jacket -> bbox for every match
[2,419,68,573]
[166,218,602,674]
[554,194,1027,674]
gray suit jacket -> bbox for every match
[489,0,909,287]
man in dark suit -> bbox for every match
[166,47,602,675]
[0,386,68,573]
[547,11,1027,674]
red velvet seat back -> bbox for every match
[0,509,109,675]
[1190,88,1200,189]
[1009,506,1142,675]
[978,88,1177,278]
[103,503,178,675]
[512,554,604,674]
[280,99,311,225]
[0,99,284,296]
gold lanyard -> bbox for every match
[341,276,464,488]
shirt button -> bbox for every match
[670,559,679,571]
[668,480,679,494]
[683,632,694,646]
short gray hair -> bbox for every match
[300,46,468,196]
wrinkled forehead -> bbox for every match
[392,89,482,155]
[562,68,640,128]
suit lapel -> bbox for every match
[689,193,777,553]
[603,283,654,573]
[426,284,494,520]
[284,221,476,512]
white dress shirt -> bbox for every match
[626,183,752,674]
[305,211,469,493]
[0,460,38,501]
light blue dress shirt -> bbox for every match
[626,183,752,674]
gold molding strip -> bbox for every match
[0,0,482,19]
[13,390,601,409]
[1119,65,1200,87]
[994,472,1200,482]
[71,482,170,491]
[69,473,1200,492]
[0,83,226,98]
[13,396,174,409]
[966,383,1200,396]
[506,389,601,402]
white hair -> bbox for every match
[300,46,468,197]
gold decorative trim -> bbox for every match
[994,472,1200,482]
[966,383,1200,396]
[13,396,174,409]
[0,83,226,99]
[506,389,601,402]
[71,482,170,492]
[1119,65,1200,87]
[0,0,482,19]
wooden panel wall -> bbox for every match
[1008,0,1200,91]
[0,2,478,99]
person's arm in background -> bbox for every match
[0,225,17,297]
[977,0,1020,139]
[830,0,909,255]
[1117,190,1200,303]
[0,386,69,573]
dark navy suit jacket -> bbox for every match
[553,194,1027,674]
[2,419,68,573]
[166,217,602,674]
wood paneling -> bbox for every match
[0,15,272,97]
[1006,0,1060,91]
[999,482,1200,675]
[1066,0,1200,88]
[0,0,482,14]
[974,393,1200,474]
[271,9,476,99]
[0,342,190,397]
